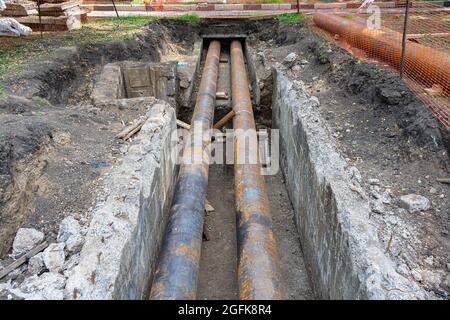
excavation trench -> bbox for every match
[60,31,430,300]
[2,18,444,300]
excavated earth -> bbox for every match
[0,18,448,300]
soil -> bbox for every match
[0,19,195,258]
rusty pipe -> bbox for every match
[313,13,450,94]
[230,40,286,300]
[149,40,221,300]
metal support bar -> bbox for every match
[230,40,286,300]
[400,0,410,78]
[149,40,221,300]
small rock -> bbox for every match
[283,52,297,67]
[57,217,83,253]
[20,272,66,300]
[399,194,431,213]
[65,234,84,253]
[421,270,443,288]
[429,187,437,194]
[347,166,362,184]
[28,253,45,275]
[300,59,309,65]
[308,96,320,108]
[42,243,65,272]
[291,64,301,72]
[411,269,422,282]
[52,131,72,146]
[12,228,44,257]
[368,178,381,185]
[424,255,434,267]
[371,201,386,215]
[7,264,27,280]
[57,217,81,243]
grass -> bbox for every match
[276,13,304,24]
[176,13,200,21]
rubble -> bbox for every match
[20,272,66,300]
[283,52,298,67]
[42,243,65,272]
[399,194,431,213]
[12,228,44,257]
[28,253,45,275]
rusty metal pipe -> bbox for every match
[149,40,221,300]
[313,13,450,94]
[230,40,286,300]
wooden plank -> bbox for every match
[0,242,48,280]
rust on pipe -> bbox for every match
[149,40,221,300]
[213,110,235,130]
[230,40,286,300]
[313,13,450,95]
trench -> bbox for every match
[151,37,314,300]
[3,18,431,300]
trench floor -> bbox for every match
[197,165,314,300]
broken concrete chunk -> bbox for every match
[20,272,66,300]
[308,96,320,108]
[12,228,44,257]
[28,252,45,275]
[399,194,431,213]
[42,243,65,272]
[283,52,297,67]
[57,217,81,243]
[65,234,84,254]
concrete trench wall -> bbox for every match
[272,69,427,300]
[65,101,178,300]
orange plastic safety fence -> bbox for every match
[309,1,450,130]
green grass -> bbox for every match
[33,96,50,105]
[176,13,200,21]
[276,13,304,24]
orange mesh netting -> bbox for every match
[309,1,450,129]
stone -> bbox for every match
[20,272,66,300]
[378,88,402,105]
[52,131,72,146]
[42,243,65,272]
[368,178,381,185]
[429,187,437,194]
[28,253,45,275]
[283,52,297,67]
[291,64,301,72]
[57,217,84,253]
[411,269,422,282]
[65,234,84,253]
[399,194,431,213]
[57,217,81,243]
[421,270,443,288]
[308,96,320,108]
[370,201,386,215]
[12,228,44,257]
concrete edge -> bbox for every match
[64,100,178,299]
[272,68,428,300]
